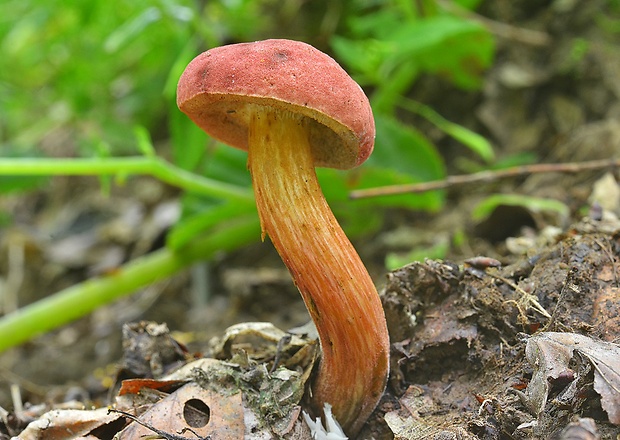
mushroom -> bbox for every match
[177,39,389,436]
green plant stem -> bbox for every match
[0,157,254,203]
[0,218,261,352]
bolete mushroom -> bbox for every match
[177,39,389,436]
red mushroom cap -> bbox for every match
[177,39,375,170]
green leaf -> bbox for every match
[371,114,445,182]
[371,60,420,114]
[104,6,162,53]
[472,194,570,222]
[399,98,494,163]
[164,38,200,100]
[331,36,388,84]
[202,143,252,188]
[167,201,257,250]
[334,12,494,91]
[169,108,208,171]
[453,0,484,10]
[385,15,494,89]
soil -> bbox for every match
[1,1,620,439]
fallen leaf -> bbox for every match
[557,417,600,440]
[209,321,308,361]
[383,386,477,440]
[118,378,185,395]
[15,407,122,440]
[116,382,244,439]
[525,332,620,425]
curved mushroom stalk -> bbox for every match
[177,39,390,436]
[247,107,389,435]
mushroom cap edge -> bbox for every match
[177,39,375,170]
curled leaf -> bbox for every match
[525,332,620,425]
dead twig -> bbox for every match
[350,158,620,199]
[489,272,552,322]
[108,408,210,440]
[436,0,552,47]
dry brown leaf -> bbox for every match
[208,322,308,360]
[15,407,121,440]
[383,386,477,440]
[557,417,600,440]
[117,382,244,439]
[117,378,184,395]
[525,331,620,425]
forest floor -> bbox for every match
[1,1,620,439]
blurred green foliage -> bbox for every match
[0,0,498,260]
[2,0,184,152]
[333,0,493,112]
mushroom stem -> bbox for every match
[247,107,390,436]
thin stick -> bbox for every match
[350,158,620,199]
[436,0,552,47]
[108,409,208,440]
